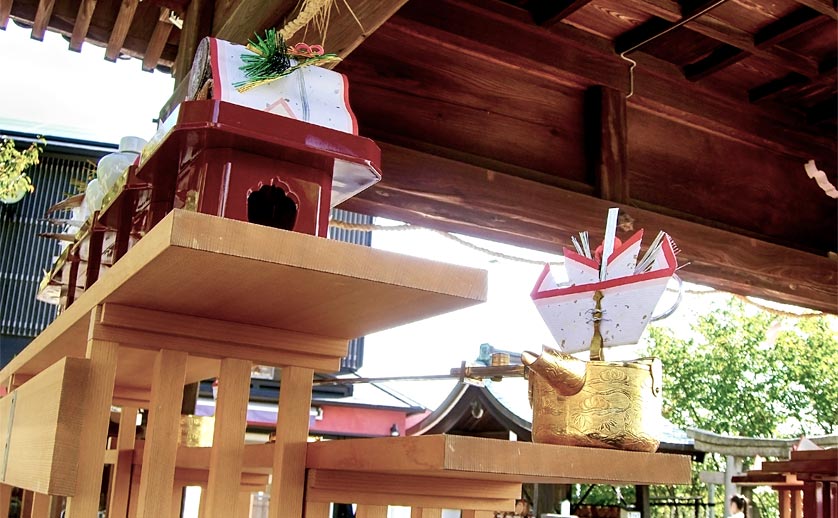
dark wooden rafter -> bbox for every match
[173,0,214,83]
[621,0,819,78]
[529,0,594,26]
[0,0,12,29]
[69,0,98,51]
[586,86,629,203]
[683,45,747,81]
[142,7,174,72]
[213,0,294,42]
[807,96,837,124]
[105,0,140,61]
[341,143,838,313]
[793,0,838,20]
[31,0,56,40]
[755,7,824,49]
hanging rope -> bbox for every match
[328,219,827,319]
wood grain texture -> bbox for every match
[356,506,388,518]
[0,210,486,389]
[411,509,442,518]
[142,10,173,72]
[0,485,9,518]
[341,142,838,313]
[65,330,117,515]
[173,0,212,83]
[792,0,838,20]
[306,435,692,485]
[269,366,313,518]
[104,0,139,61]
[212,0,294,42]
[587,85,628,203]
[30,493,49,518]
[31,0,56,40]
[107,406,138,518]
[304,501,331,518]
[135,350,187,518]
[0,357,88,495]
[530,0,594,25]
[203,358,251,517]
[68,0,97,51]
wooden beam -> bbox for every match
[142,8,174,72]
[754,8,824,49]
[0,0,12,30]
[341,142,838,313]
[69,0,98,51]
[31,0,56,41]
[586,86,629,203]
[793,0,838,20]
[530,0,594,26]
[212,0,295,42]
[749,73,810,103]
[105,0,139,61]
[683,45,749,81]
[621,0,819,77]
[807,95,837,124]
[173,0,213,84]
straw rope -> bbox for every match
[328,219,826,319]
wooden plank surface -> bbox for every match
[0,357,89,496]
[0,210,486,387]
[108,406,138,517]
[306,435,692,485]
[104,0,139,61]
[588,85,628,203]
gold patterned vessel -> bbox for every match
[523,348,662,452]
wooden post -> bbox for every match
[204,358,251,516]
[357,506,389,518]
[66,309,119,517]
[108,407,139,518]
[586,85,629,204]
[171,484,185,518]
[0,484,10,518]
[461,512,494,518]
[173,0,214,84]
[30,493,50,518]
[636,485,651,518]
[136,350,188,518]
[779,490,791,518]
[411,509,442,518]
[236,492,251,518]
[127,464,141,518]
[269,366,314,518]
[20,491,33,518]
[792,489,803,518]
[304,501,330,518]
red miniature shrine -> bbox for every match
[138,99,381,237]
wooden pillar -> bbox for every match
[0,484,10,518]
[30,493,50,518]
[66,309,119,517]
[204,358,251,516]
[136,350,188,518]
[357,505,389,518]
[411,509,442,518]
[779,490,791,518]
[108,406,139,518]
[304,501,331,518]
[586,85,629,204]
[237,492,251,518]
[269,366,314,518]
[171,484,185,518]
[127,464,141,518]
[792,489,803,518]
[172,0,214,84]
[20,491,34,518]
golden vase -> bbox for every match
[523,348,662,452]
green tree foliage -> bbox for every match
[0,137,43,204]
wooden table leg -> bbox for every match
[171,484,185,518]
[136,350,188,518]
[237,492,252,518]
[29,493,50,518]
[357,505,389,518]
[66,310,119,517]
[108,407,138,518]
[204,359,251,517]
[269,366,314,518]
[411,509,442,518]
[0,484,10,518]
[304,501,330,518]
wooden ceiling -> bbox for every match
[1,0,836,312]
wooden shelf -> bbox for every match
[0,210,487,394]
[305,435,692,486]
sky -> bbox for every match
[0,21,825,411]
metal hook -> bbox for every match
[620,52,637,99]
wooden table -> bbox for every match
[0,209,488,518]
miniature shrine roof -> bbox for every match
[2,0,836,312]
[407,380,704,460]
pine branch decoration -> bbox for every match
[234,28,341,92]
